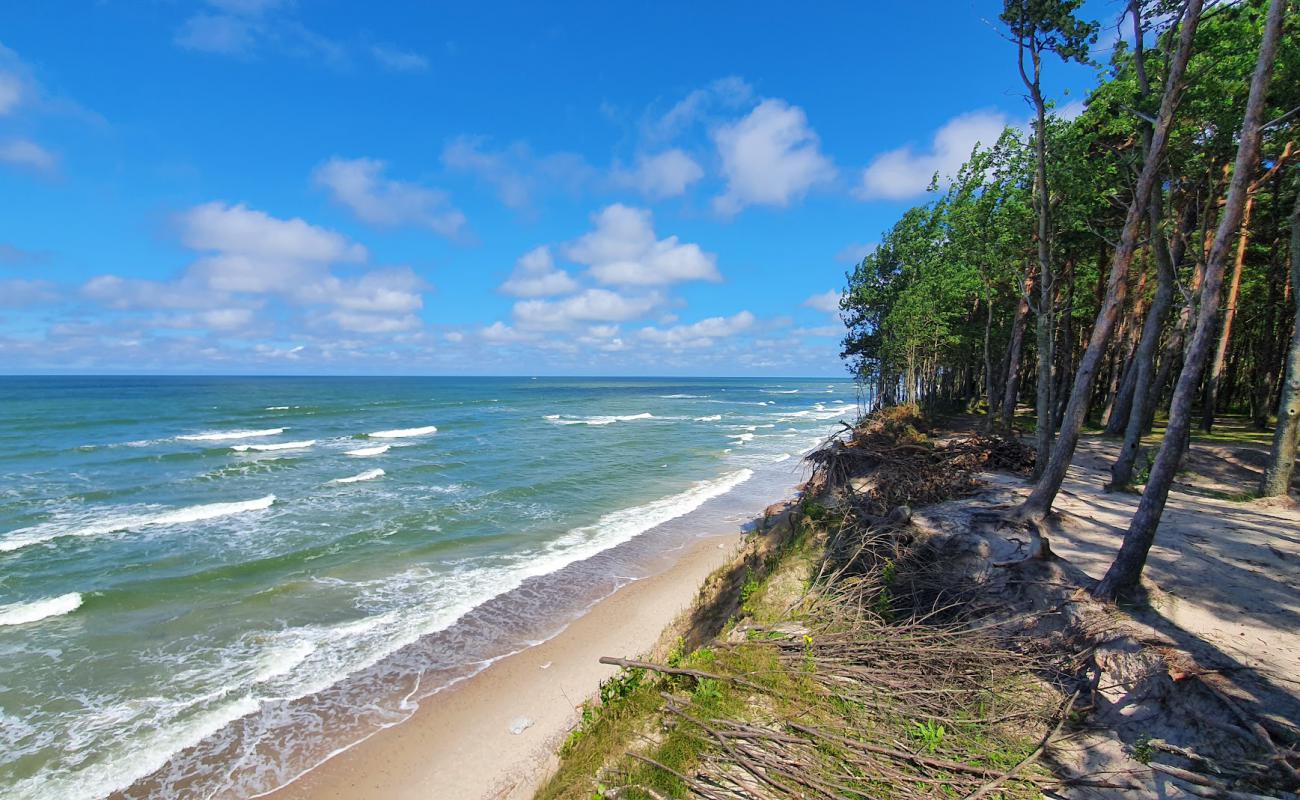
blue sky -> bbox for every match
[0,1,1118,376]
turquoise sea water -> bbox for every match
[0,376,859,799]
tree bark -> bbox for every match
[1095,0,1284,599]
[1110,186,1177,490]
[1015,0,1204,520]
[1201,195,1256,431]
[1260,185,1300,497]
[1000,268,1035,432]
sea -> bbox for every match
[0,375,861,799]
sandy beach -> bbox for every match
[265,530,746,800]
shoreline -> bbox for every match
[264,529,748,800]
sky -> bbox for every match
[0,0,1122,376]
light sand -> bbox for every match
[266,531,744,800]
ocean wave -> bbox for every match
[761,389,800,394]
[231,440,316,453]
[0,592,83,627]
[658,394,706,399]
[545,412,654,426]
[177,428,285,442]
[0,495,276,553]
[694,415,722,422]
[368,426,438,438]
[330,469,385,485]
[728,432,755,443]
[345,444,390,457]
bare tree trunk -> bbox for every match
[1201,195,1256,431]
[1095,0,1284,599]
[983,286,998,430]
[1015,0,1204,521]
[1000,268,1035,432]
[1261,185,1300,497]
[1103,267,1150,434]
[1110,187,1177,490]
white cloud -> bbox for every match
[857,110,1007,201]
[639,311,755,349]
[83,202,424,337]
[0,71,22,115]
[0,278,58,307]
[179,201,365,262]
[802,290,842,314]
[174,1,343,63]
[326,309,420,334]
[648,76,753,142]
[513,288,662,330]
[175,14,258,55]
[0,138,56,172]
[610,149,704,199]
[566,204,720,287]
[480,321,537,343]
[443,331,464,343]
[442,136,594,211]
[370,45,428,72]
[312,157,466,236]
[712,99,835,216]
[835,242,877,265]
[500,246,579,297]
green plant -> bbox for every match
[599,668,644,707]
[693,677,723,704]
[739,567,761,612]
[909,719,946,753]
[666,636,686,667]
[1132,735,1154,764]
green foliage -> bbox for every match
[909,719,948,753]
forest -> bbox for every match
[840,0,1299,600]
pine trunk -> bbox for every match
[1260,187,1300,496]
[1095,0,1284,599]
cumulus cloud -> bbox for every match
[610,149,704,199]
[712,99,835,216]
[566,204,720,287]
[500,246,579,297]
[370,45,428,72]
[0,138,56,172]
[312,157,466,236]
[638,311,755,349]
[83,202,424,337]
[802,290,842,314]
[857,110,1007,201]
[513,288,662,330]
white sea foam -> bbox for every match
[694,415,722,422]
[728,433,755,443]
[0,592,83,627]
[368,426,438,438]
[0,495,276,553]
[659,394,706,399]
[264,406,293,411]
[178,428,284,442]
[330,469,385,485]
[545,412,653,426]
[231,440,316,453]
[761,389,800,394]
[345,444,390,457]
